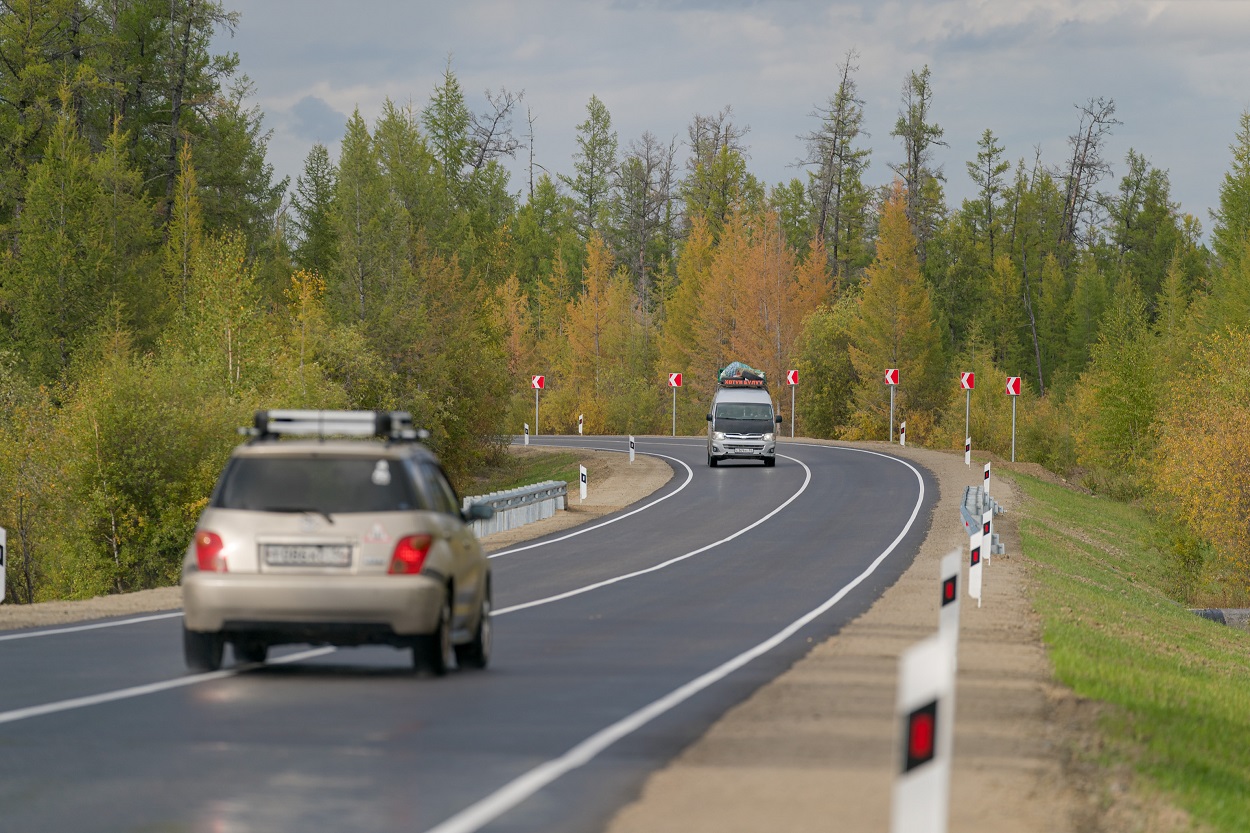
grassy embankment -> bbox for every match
[461,450,582,498]
[1015,472,1250,831]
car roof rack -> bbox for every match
[242,410,425,442]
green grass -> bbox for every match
[460,450,582,498]
[1015,472,1250,830]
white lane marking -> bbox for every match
[494,453,811,615]
[0,647,337,726]
[488,447,694,559]
[0,611,185,642]
[426,448,927,833]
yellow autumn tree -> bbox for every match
[1153,329,1250,593]
[553,234,657,433]
[846,181,946,442]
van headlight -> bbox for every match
[713,431,726,440]
[763,433,775,442]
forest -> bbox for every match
[0,1,1248,607]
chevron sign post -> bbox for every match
[786,370,798,438]
[1006,376,1021,461]
[960,372,974,460]
[886,368,899,442]
[669,373,682,436]
[531,375,544,437]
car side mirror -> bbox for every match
[776,415,783,424]
[706,414,712,421]
[464,503,494,522]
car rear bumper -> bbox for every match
[182,572,445,636]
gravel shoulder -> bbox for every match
[0,440,1103,830]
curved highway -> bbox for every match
[0,436,936,833]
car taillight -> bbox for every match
[389,534,433,575]
[195,531,227,572]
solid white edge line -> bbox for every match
[488,445,694,559]
[0,611,185,642]
[0,646,337,726]
[493,453,811,615]
[425,447,926,833]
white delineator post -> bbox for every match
[964,437,971,467]
[939,550,960,646]
[900,420,907,447]
[968,526,984,608]
[982,506,994,566]
[629,435,635,464]
[578,413,583,435]
[524,423,530,446]
[891,632,955,833]
[579,465,587,503]
[1,526,7,603]
[983,461,991,498]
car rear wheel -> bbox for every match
[413,593,454,676]
[184,627,224,672]
[233,638,268,665]
[455,588,492,670]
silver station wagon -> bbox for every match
[180,410,494,675]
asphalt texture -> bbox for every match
[0,436,937,833]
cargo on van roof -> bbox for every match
[717,361,767,388]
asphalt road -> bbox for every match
[0,436,936,833]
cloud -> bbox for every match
[290,96,348,143]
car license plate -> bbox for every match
[262,544,352,567]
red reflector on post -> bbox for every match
[904,700,939,772]
[195,531,226,572]
[970,545,981,567]
[941,576,957,606]
[389,535,433,574]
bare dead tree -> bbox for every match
[685,105,749,174]
[1059,96,1120,250]
[800,49,870,267]
[469,86,523,172]
[889,66,947,265]
[613,131,678,302]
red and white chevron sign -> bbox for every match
[786,369,798,385]
[1005,376,1021,396]
[531,375,545,389]
[668,373,682,387]
[885,368,899,386]
[960,372,974,390]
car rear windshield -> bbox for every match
[212,456,422,514]
[715,403,773,420]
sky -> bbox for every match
[217,0,1250,235]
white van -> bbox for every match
[706,385,782,467]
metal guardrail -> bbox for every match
[961,485,1005,555]
[463,480,568,537]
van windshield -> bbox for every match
[715,403,773,421]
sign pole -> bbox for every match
[535,388,539,438]
[1,526,7,604]
[672,386,676,437]
[890,384,896,443]
[790,383,795,439]
[1011,396,1017,463]
[964,389,970,448]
